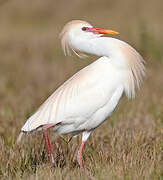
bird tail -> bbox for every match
[16,132,24,144]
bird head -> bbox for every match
[59,20,119,57]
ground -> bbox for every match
[0,0,163,179]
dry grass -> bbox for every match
[0,0,163,179]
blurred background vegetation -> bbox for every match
[0,0,162,179]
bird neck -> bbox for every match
[69,36,128,69]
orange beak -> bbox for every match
[88,27,119,35]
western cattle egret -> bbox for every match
[17,20,145,171]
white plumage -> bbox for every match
[22,57,124,133]
[18,20,145,170]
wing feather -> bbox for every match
[21,57,119,132]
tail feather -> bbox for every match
[16,132,24,144]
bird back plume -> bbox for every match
[119,43,146,98]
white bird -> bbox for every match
[17,20,145,171]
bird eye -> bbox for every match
[82,27,87,31]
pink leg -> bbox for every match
[42,124,54,163]
[77,141,86,171]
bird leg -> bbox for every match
[42,124,55,163]
[77,141,86,171]
[77,131,92,171]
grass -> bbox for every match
[0,0,163,179]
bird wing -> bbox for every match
[21,57,118,132]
